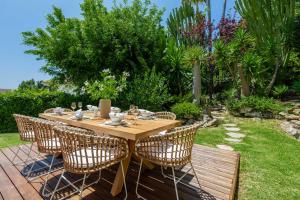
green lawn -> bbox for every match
[0,133,26,148]
[196,117,300,200]
[1,117,299,199]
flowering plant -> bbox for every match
[85,69,129,100]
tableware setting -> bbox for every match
[53,107,65,115]
[138,109,155,120]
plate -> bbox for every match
[103,120,127,126]
[138,116,155,120]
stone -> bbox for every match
[244,112,262,118]
[223,123,237,127]
[240,107,253,114]
[293,109,300,115]
[280,121,299,136]
[290,120,300,129]
[224,127,241,132]
[216,144,234,151]
[225,132,246,138]
[279,111,287,116]
[285,114,299,121]
[224,138,242,143]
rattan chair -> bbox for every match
[44,108,73,113]
[50,125,129,200]
[155,112,176,120]
[135,123,201,200]
[12,114,38,166]
[26,118,65,193]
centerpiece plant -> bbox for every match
[85,69,129,118]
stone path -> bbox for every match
[216,122,247,151]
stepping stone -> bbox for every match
[224,127,240,132]
[223,123,237,127]
[224,138,242,143]
[216,144,234,151]
[225,132,246,138]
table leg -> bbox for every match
[111,140,135,197]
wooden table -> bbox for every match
[39,112,181,197]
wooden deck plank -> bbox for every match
[0,165,23,200]
[0,144,239,200]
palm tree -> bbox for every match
[222,0,227,19]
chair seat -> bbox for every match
[68,147,116,168]
[42,138,61,150]
[22,131,35,140]
[137,143,189,162]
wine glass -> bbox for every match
[71,102,76,111]
[132,106,139,125]
[78,102,82,110]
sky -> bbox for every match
[0,0,236,89]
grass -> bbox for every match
[1,117,299,199]
[195,116,300,200]
[0,133,26,148]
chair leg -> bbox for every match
[12,143,35,166]
[136,158,146,200]
[171,167,179,200]
[79,173,87,200]
[190,161,201,190]
[161,165,168,178]
[11,145,21,165]
[120,161,128,200]
[50,169,65,200]
[42,155,56,197]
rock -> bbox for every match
[244,112,262,118]
[224,138,242,143]
[240,107,253,114]
[203,118,218,127]
[225,132,246,138]
[293,109,300,115]
[261,111,274,119]
[285,114,299,120]
[224,127,241,132]
[223,123,237,127]
[279,111,287,116]
[216,144,234,151]
[290,120,300,129]
[280,121,299,136]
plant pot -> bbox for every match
[99,99,111,118]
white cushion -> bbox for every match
[42,138,61,149]
[137,143,187,160]
[23,131,35,139]
[68,147,116,167]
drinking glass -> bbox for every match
[71,102,76,111]
[78,102,82,109]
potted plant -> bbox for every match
[85,69,128,118]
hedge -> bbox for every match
[0,90,94,133]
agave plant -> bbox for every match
[273,85,289,99]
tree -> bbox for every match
[18,79,46,91]
[236,0,295,95]
[222,0,227,20]
[22,0,166,87]
[183,46,207,104]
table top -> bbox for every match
[39,112,181,140]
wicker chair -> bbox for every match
[27,118,66,196]
[135,123,201,200]
[50,125,129,200]
[155,112,176,120]
[44,108,72,113]
[12,114,38,166]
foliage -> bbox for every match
[171,102,202,119]
[236,0,296,94]
[119,68,170,111]
[85,69,128,100]
[272,85,289,99]
[0,90,94,133]
[291,80,300,94]
[18,79,45,91]
[226,96,286,115]
[183,46,207,67]
[0,133,27,148]
[22,0,166,87]
[162,38,191,96]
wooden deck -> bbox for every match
[0,144,239,200]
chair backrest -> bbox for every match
[54,126,128,174]
[13,114,36,142]
[30,118,65,154]
[155,112,176,120]
[137,123,200,167]
[44,108,72,113]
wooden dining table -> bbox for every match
[39,111,181,197]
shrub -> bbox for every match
[291,80,300,94]
[272,85,288,99]
[226,96,286,116]
[0,90,94,133]
[119,68,171,111]
[171,102,202,120]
